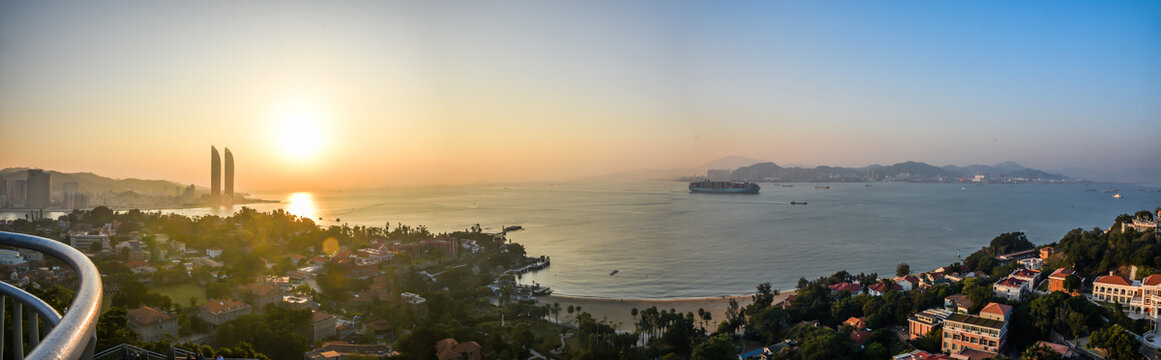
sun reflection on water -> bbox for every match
[286,192,317,220]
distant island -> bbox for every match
[680,160,1072,184]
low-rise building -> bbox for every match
[1019,258,1044,271]
[69,233,110,252]
[828,282,862,294]
[1092,274,1161,317]
[310,310,338,342]
[127,306,178,343]
[1030,341,1077,358]
[895,276,920,291]
[941,303,1012,356]
[1048,268,1081,294]
[893,350,950,360]
[868,282,903,296]
[402,292,427,315]
[200,298,251,326]
[240,282,282,312]
[435,338,481,360]
[1009,269,1040,287]
[944,294,973,313]
[993,277,1029,301]
[305,341,397,360]
[908,308,952,339]
[1039,246,1059,260]
[1092,275,1136,304]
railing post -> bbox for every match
[0,296,5,357]
[13,302,23,360]
[27,311,38,348]
[82,334,95,360]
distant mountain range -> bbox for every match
[0,168,193,195]
[728,160,1067,182]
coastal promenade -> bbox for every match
[538,290,795,331]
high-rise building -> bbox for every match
[211,146,221,202]
[224,147,234,201]
[26,170,51,209]
[11,179,27,206]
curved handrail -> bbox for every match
[0,231,102,360]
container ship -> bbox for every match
[688,180,760,194]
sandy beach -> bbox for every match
[537,290,795,331]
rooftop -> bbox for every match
[128,306,174,325]
[1094,275,1132,286]
[945,313,1005,330]
[204,298,247,314]
[980,303,1013,319]
[1048,267,1076,280]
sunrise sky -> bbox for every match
[2,1,1159,191]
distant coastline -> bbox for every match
[0,198,279,213]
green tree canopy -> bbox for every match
[1088,324,1141,360]
[691,334,737,360]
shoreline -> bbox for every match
[0,199,280,213]
[537,290,795,331]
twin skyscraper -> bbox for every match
[210,146,234,203]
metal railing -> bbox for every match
[0,231,102,360]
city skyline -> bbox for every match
[1,1,1159,191]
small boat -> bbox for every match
[781,184,794,187]
[814,185,829,189]
[961,187,966,191]
[1113,194,1123,199]
[504,225,524,232]
[790,201,807,205]
[1082,188,1097,192]
[610,270,619,276]
[865,183,871,187]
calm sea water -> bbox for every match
[6,181,1160,299]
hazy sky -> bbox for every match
[2,1,1159,191]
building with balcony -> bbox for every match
[941,303,1012,356]
[993,277,1029,301]
[1092,274,1161,317]
[909,308,952,339]
[70,233,110,253]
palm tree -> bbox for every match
[697,308,707,331]
[553,302,562,324]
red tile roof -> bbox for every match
[850,329,871,345]
[1094,275,1131,286]
[980,303,1012,318]
[128,306,174,325]
[829,282,862,293]
[996,278,1027,288]
[1143,274,1161,286]
[204,298,247,314]
[312,310,335,323]
[1011,269,1040,278]
[868,282,903,292]
[1048,268,1075,280]
[843,317,868,329]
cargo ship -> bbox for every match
[688,180,760,194]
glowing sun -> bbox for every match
[272,101,328,161]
